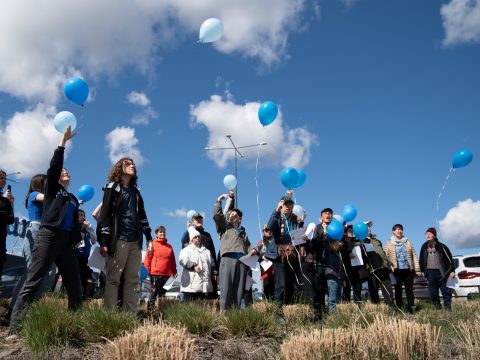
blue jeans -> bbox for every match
[327,278,343,313]
[10,223,57,310]
[426,269,452,310]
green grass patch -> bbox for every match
[162,302,219,336]
[79,302,140,342]
[21,298,82,354]
[224,308,278,338]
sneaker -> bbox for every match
[276,316,285,325]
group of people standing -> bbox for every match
[0,126,458,338]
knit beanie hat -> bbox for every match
[425,227,437,237]
[188,227,201,242]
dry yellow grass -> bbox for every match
[281,314,442,360]
[103,322,196,360]
[282,304,315,324]
[251,301,277,315]
[454,315,480,360]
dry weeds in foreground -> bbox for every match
[103,322,196,360]
[281,315,442,360]
[454,315,480,360]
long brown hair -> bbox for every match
[25,174,47,208]
[108,157,138,187]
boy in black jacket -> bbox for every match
[9,127,83,336]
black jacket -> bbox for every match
[419,240,454,279]
[0,193,14,239]
[303,223,329,264]
[181,226,218,270]
[265,210,299,260]
[41,146,81,243]
[97,181,152,256]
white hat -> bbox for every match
[188,227,201,242]
[364,220,373,227]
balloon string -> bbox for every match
[436,167,454,225]
[255,128,265,241]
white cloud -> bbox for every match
[340,0,360,10]
[105,126,145,166]
[0,104,68,179]
[441,0,480,45]
[126,91,151,107]
[131,107,159,126]
[163,208,206,219]
[189,94,318,169]
[439,199,480,249]
[164,208,189,218]
[0,1,310,103]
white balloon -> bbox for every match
[199,18,224,43]
[223,174,237,190]
[293,205,303,217]
[53,111,77,133]
[333,214,344,224]
[187,210,196,220]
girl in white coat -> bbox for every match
[179,227,213,300]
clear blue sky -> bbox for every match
[1,0,479,265]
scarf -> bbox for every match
[390,235,408,246]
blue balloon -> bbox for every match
[296,170,306,188]
[327,220,344,240]
[280,167,299,189]
[199,18,224,43]
[223,174,237,190]
[64,77,89,106]
[342,204,357,223]
[353,221,368,240]
[452,149,473,169]
[140,264,148,281]
[53,111,77,133]
[258,101,278,126]
[78,185,94,202]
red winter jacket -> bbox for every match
[144,238,177,276]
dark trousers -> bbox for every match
[368,268,395,307]
[344,266,363,302]
[77,256,93,298]
[148,275,169,310]
[9,227,82,333]
[393,269,414,313]
[261,272,275,301]
[183,292,207,301]
[273,260,302,306]
[301,262,326,317]
[426,269,452,310]
[0,235,6,278]
[207,273,218,299]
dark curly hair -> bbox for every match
[108,157,137,187]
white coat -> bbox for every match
[179,244,213,293]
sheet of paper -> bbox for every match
[240,254,259,271]
[363,243,375,252]
[389,272,397,285]
[446,276,459,290]
[350,245,364,266]
[291,228,306,246]
[88,246,106,274]
[245,274,256,290]
[163,275,177,290]
[305,222,316,240]
[260,259,273,271]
